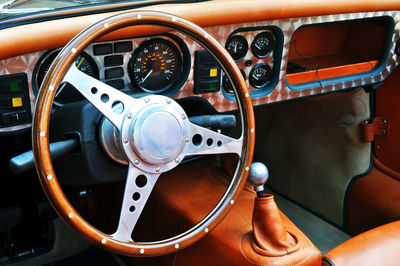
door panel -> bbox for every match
[347,66,400,234]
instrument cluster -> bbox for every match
[32,27,283,108]
[222,27,282,99]
[33,34,190,106]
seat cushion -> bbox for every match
[323,221,400,266]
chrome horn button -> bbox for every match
[132,107,184,165]
[119,95,191,174]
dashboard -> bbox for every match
[0,10,400,133]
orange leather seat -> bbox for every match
[322,221,400,266]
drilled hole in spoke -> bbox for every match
[217,141,222,147]
[207,138,213,146]
[91,87,98,94]
[192,134,203,146]
[135,175,147,188]
[101,94,109,103]
[112,101,124,114]
[132,192,140,201]
[129,206,135,212]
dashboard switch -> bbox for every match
[114,41,133,53]
[12,97,23,107]
[2,110,28,125]
[194,50,221,94]
[0,73,31,129]
[105,67,124,79]
[198,80,219,93]
[93,43,113,55]
[104,55,123,67]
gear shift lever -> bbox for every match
[247,162,298,254]
[248,162,269,198]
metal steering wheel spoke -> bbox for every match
[112,164,160,242]
[186,122,243,156]
[63,64,138,131]
[33,11,254,256]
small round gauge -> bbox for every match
[251,31,275,58]
[35,50,99,105]
[249,63,272,88]
[129,38,182,93]
[225,35,248,61]
[222,68,246,93]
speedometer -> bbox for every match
[128,38,182,93]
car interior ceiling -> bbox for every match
[1,0,400,265]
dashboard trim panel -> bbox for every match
[0,11,399,132]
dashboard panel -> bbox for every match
[0,10,400,133]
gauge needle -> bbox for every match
[234,42,237,53]
[76,57,85,69]
[141,69,153,84]
[255,43,261,49]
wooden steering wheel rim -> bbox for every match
[32,11,255,257]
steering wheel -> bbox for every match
[32,11,255,257]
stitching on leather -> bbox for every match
[240,233,267,266]
[240,232,298,265]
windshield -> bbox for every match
[0,0,150,19]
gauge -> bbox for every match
[251,31,275,58]
[249,63,272,88]
[222,68,246,93]
[35,50,99,106]
[225,35,248,61]
[128,38,182,93]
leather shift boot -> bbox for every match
[252,194,297,255]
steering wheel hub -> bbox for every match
[118,95,191,174]
[132,105,185,165]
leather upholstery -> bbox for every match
[323,221,400,266]
[374,66,400,172]
[361,116,390,142]
[252,195,297,255]
[347,64,400,234]
[143,158,322,265]
[347,162,400,234]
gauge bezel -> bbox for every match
[249,63,272,89]
[128,38,183,94]
[251,31,275,59]
[222,68,246,93]
[33,49,99,107]
[225,35,248,62]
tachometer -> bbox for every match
[128,38,182,93]
[35,50,99,106]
